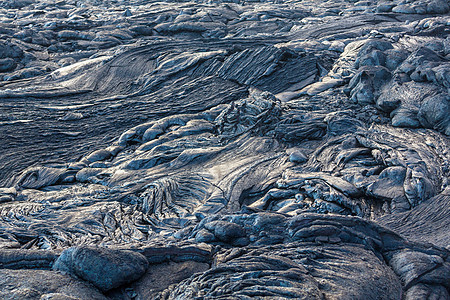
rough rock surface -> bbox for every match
[0,0,449,299]
[0,269,107,300]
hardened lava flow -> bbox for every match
[0,0,449,299]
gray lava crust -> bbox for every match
[0,0,449,299]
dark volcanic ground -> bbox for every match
[0,0,449,299]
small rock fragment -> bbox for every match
[289,150,308,163]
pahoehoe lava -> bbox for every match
[0,0,449,299]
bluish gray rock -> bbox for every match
[53,247,148,292]
[418,94,450,135]
[0,58,16,72]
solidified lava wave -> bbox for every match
[0,0,449,299]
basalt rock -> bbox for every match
[53,246,149,292]
[0,0,449,299]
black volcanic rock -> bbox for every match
[0,0,449,299]
[53,246,149,292]
[0,58,16,72]
[0,269,107,300]
[0,41,23,59]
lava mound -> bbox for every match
[0,0,449,299]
